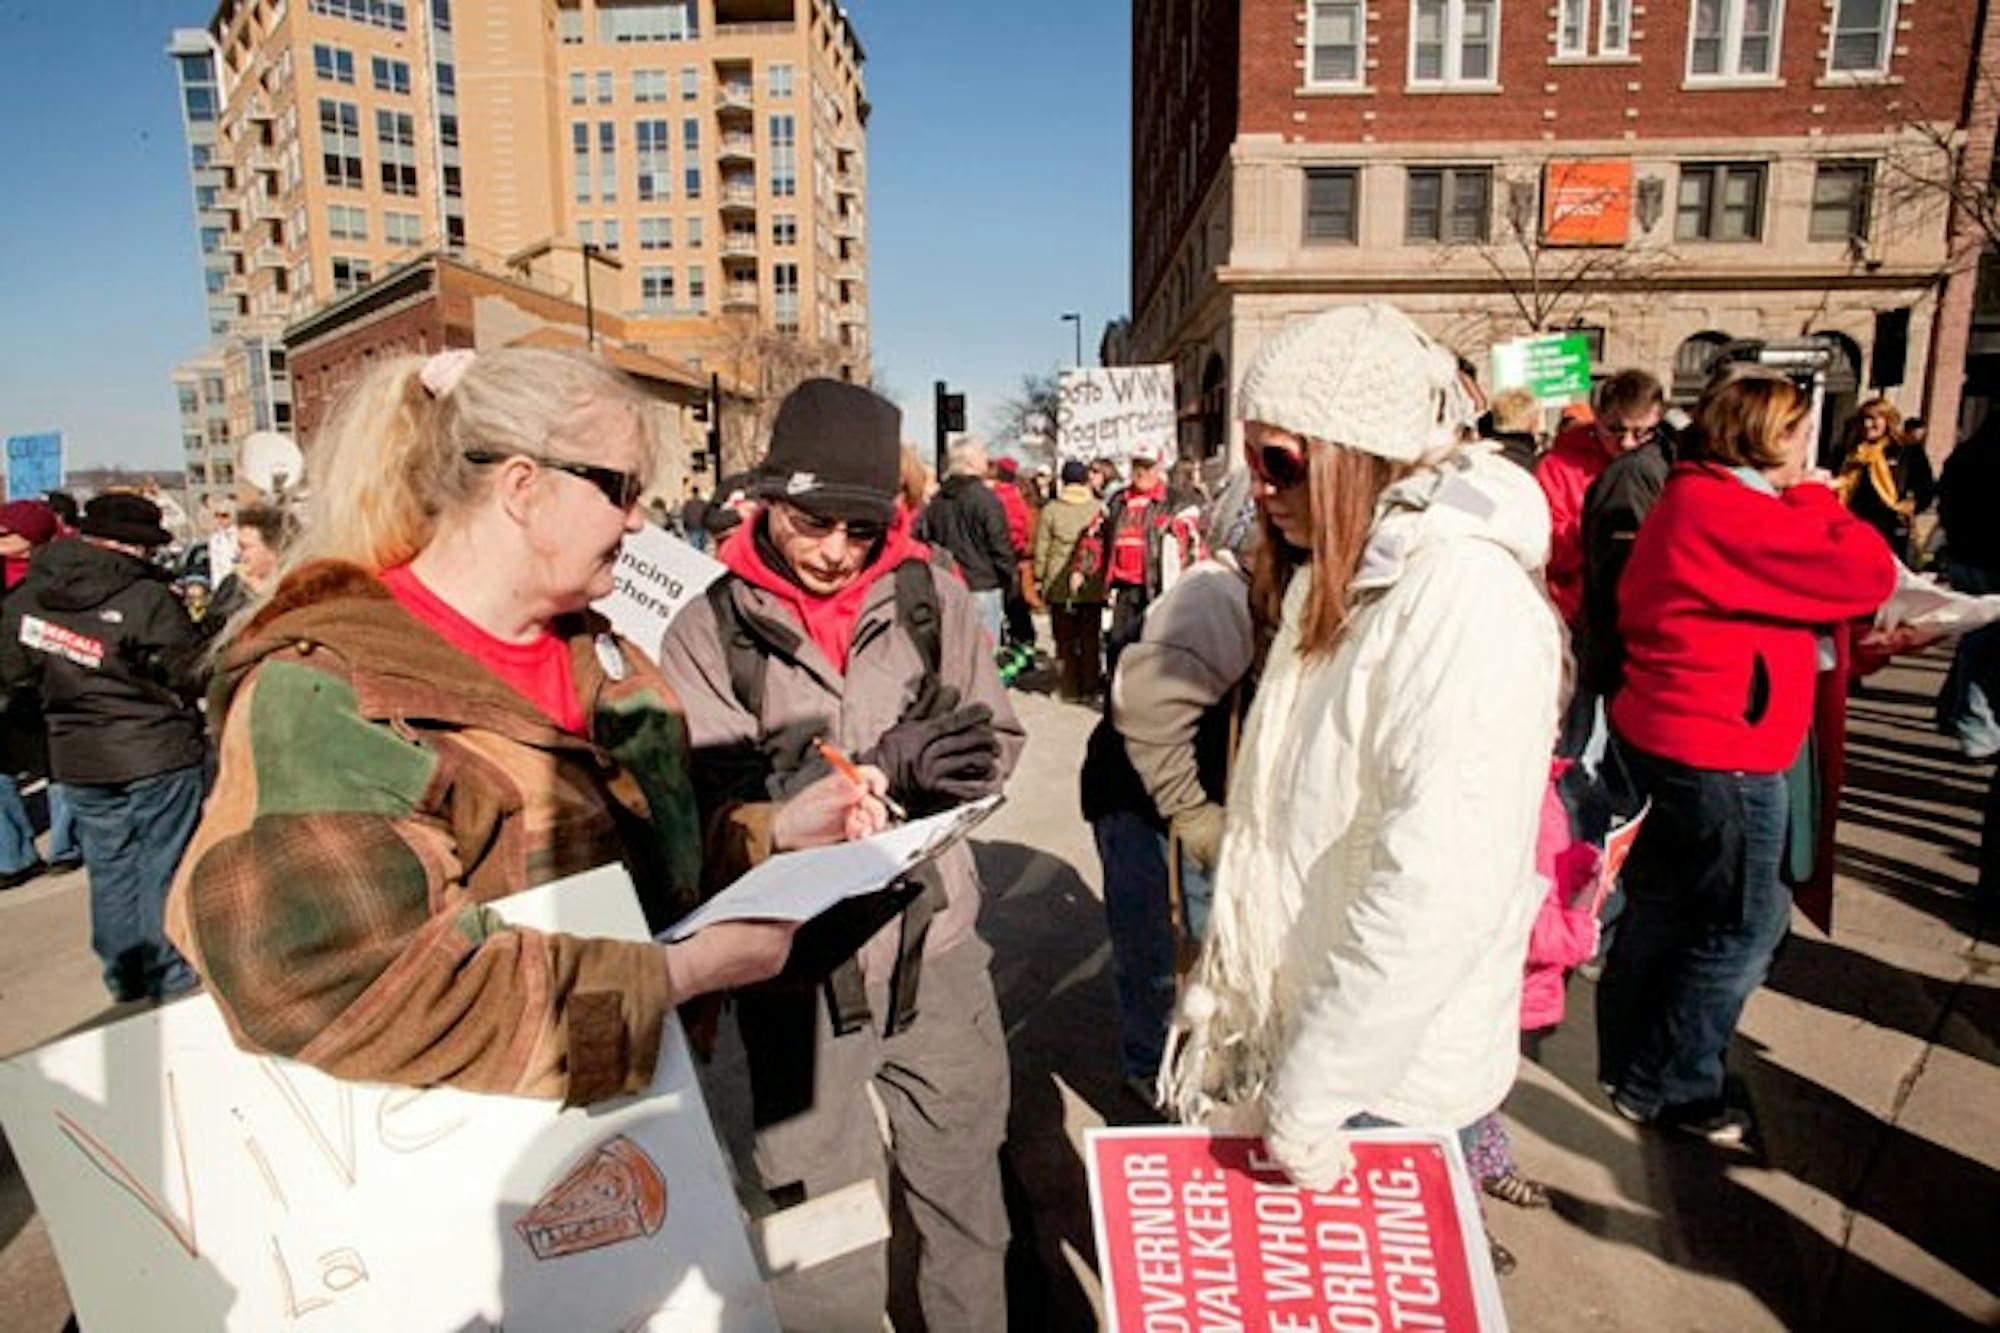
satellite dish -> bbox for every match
[240,431,304,498]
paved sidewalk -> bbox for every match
[1,654,1994,1330]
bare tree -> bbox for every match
[988,371,1062,469]
[709,316,848,475]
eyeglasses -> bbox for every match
[1600,422,1662,450]
[778,503,887,546]
[1245,440,1310,490]
[462,450,644,511]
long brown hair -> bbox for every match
[1250,441,1413,658]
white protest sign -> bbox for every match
[1056,365,1178,468]
[595,523,727,657]
[0,866,777,1333]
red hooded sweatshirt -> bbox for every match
[1534,423,1617,628]
[1611,464,1896,773]
[719,507,929,673]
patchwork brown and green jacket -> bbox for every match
[165,560,751,1105]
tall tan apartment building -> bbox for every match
[168,0,870,501]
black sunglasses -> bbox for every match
[780,503,887,546]
[1245,441,1310,490]
[463,449,644,510]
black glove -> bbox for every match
[760,716,833,799]
[864,700,1002,814]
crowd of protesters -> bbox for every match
[6,300,1995,1325]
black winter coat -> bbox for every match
[0,538,209,785]
[917,476,1017,592]
[1579,431,1678,698]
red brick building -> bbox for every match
[1132,0,1987,463]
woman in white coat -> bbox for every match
[1163,305,1563,1200]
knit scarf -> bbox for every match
[1842,440,1906,513]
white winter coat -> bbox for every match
[1164,445,1561,1138]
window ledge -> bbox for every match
[1296,83,1379,96]
[1815,72,1902,88]
[1681,76,1787,90]
[1403,83,1506,94]
[1547,54,1641,66]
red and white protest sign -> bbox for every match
[1087,1127,1506,1332]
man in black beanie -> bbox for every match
[659,378,1020,1331]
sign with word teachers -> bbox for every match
[0,866,776,1332]
[595,521,727,659]
[1087,1127,1506,1332]
[1058,365,1178,468]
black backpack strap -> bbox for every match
[706,574,769,720]
[895,555,946,677]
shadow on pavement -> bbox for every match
[1765,932,2000,1066]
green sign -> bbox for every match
[1491,333,1593,403]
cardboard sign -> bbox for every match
[1057,366,1178,468]
[1541,160,1632,247]
[1491,333,1593,405]
[594,522,726,659]
[0,866,778,1332]
[1087,1127,1506,1332]
[5,431,64,502]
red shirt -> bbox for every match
[381,564,586,734]
[1610,465,1895,773]
[1534,424,1616,628]
[1108,479,1167,587]
[988,480,1031,555]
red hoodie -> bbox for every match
[1611,464,1896,773]
[719,507,928,673]
[1534,423,1616,628]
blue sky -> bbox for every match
[0,0,1130,471]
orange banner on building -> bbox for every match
[1543,159,1633,246]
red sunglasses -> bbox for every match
[1245,440,1310,490]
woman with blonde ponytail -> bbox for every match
[166,346,888,1105]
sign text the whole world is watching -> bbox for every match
[1088,1128,1506,1333]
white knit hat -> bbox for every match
[1236,304,1474,463]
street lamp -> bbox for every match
[1060,312,1082,369]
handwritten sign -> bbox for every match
[1057,366,1178,468]
[5,431,64,502]
[0,866,777,1332]
[594,522,726,659]
[1087,1127,1506,1332]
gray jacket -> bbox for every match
[658,559,1024,977]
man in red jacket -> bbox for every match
[1535,369,1666,630]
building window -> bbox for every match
[313,44,355,84]
[440,113,460,147]
[319,99,364,188]
[1406,166,1491,242]
[1688,0,1779,79]
[774,262,800,333]
[572,122,591,202]
[384,209,422,246]
[331,255,373,294]
[558,5,583,43]
[309,0,408,31]
[1308,0,1366,85]
[436,61,455,95]
[687,215,704,246]
[642,265,675,312]
[578,220,595,247]
[327,203,368,240]
[1558,0,1629,55]
[636,119,670,201]
[683,118,701,198]
[596,69,614,103]
[1676,162,1766,240]
[770,114,796,198]
[773,214,797,246]
[1412,0,1498,85]
[602,219,621,251]
[598,0,696,43]
[687,264,706,313]
[1829,0,1893,73]
[378,110,419,195]
[640,216,672,249]
[1304,167,1359,244]
[596,122,619,200]
[1810,162,1873,241]
[769,62,794,97]
[569,71,587,104]
[372,56,411,93]
[443,163,461,197]
[681,66,698,100]
[634,68,668,101]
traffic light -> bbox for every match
[941,391,967,434]
[934,380,967,478]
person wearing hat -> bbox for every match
[1160,307,1561,1261]
[986,454,1039,680]
[1033,457,1109,700]
[0,500,79,890]
[660,378,1021,1332]
[0,494,211,998]
[1092,442,1203,673]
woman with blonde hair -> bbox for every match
[1163,306,1562,1207]
[1835,395,1931,558]
[166,346,885,1104]
[1597,371,1895,1146]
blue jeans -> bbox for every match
[67,764,207,1000]
[0,774,38,875]
[47,782,77,862]
[970,588,1004,651]
[1596,749,1791,1116]
[1093,809,1213,1082]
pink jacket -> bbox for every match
[1521,767,1601,1032]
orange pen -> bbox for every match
[813,736,908,822]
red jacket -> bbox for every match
[1534,424,1616,628]
[989,479,1031,556]
[1610,464,1895,773]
